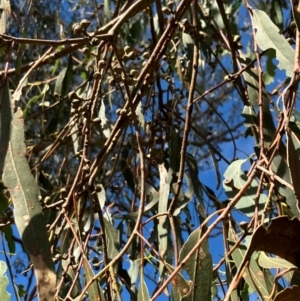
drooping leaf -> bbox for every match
[0,0,11,34]
[23,83,49,118]
[173,173,194,216]
[138,272,150,301]
[103,218,119,261]
[165,263,192,301]
[271,151,299,218]
[3,101,56,301]
[169,128,181,175]
[121,143,135,193]
[241,105,257,129]
[244,216,300,268]
[186,154,205,219]
[99,97,111,138]
[263,48,277,85]
[46,55,73,135]
[58,228,81,298]
[54,56,73,99]
[223,159,266,220]
[286,130,300,207]
[135,100,145,129]
[0,261,10,301]
[228,226,273,300]
[258,252,296,269]
[179,227,213,301]
[157,164,172,271]
[104,0,111,24]
[128,259,140,288]
[116,188,159,219]
[83,259,106,301]
[243,66,276,146]
[96,183,106,211]
[273,286,300,301]
[3,225,15,255]
[251,9,294,76]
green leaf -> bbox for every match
[121,143,135,193]
[116,188,159,219]
[3,225,15,254]
[182,32,193,48]
[138,272,150,301]
[258,252,296,269]
[173,173,194,216]
[0,181,8,216]
[3,102,56,301]
[0,261,10,301]
[228,226,273,300]
[243,66,276,146]
[252,9,294,76]
[104,0,111,24]
[180,228,213,301]
[96,183,106,211]
[223,159,266,219]
[0,82,12,176]
[157,164,172,271]
[128,259,140,287]
[135,101,145,129]
[83,259,106,301]
[263,49,277,85]
[165,263,192,301]
[169,128,181,174]
[46,55,73,135]
[23,83,49,118]
[286,130,300,207]
[17,284,26,298]
[58,229,81,298]
[99,97,111,138]
[186,154,204,217]
[241,105,257,128]
[54,56,73,98]
[0,0,10,34]
[103,219,119,261]
[271,151,299,217]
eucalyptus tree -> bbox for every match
[0,1,299,301]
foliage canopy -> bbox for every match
[1,0,300,301]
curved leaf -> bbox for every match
[103,218,119,261]
[157,164,172,271]
[138,272,150,301]
[3,105,56,301]
[223,159,266,219]
[83,259,106,301]
[252,9,294,76]
[273,286,300,301]
[0,261,10,301]
[258,252,296,269]
[180,227,213,301]
[228,226,273,300]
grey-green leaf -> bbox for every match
[258,252,296,269]
[0,261,10,301]
[138,272,150,301]
[103,218,119,261]
[83,259,106,301]
[252,9,294,76]
[180,228,213,301]
[3,105,56,301]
